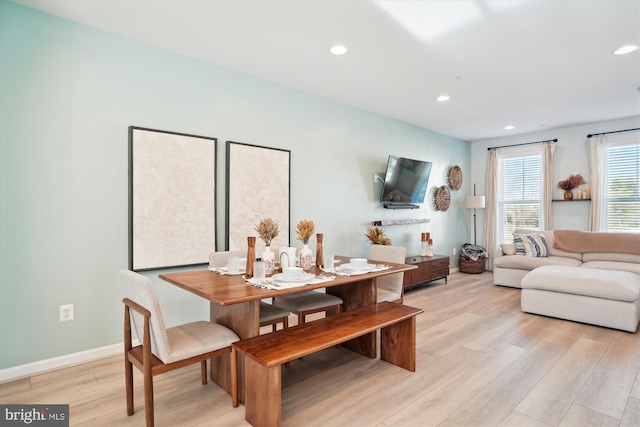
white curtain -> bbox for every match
[540,142,556,230]
[586,135,608,231]
[485,149,498,271]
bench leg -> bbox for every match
[381,316,417,371]
[244,356,281,427]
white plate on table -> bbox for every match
[272,273,315,283]
[338,263,377,273]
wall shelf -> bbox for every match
[372,219,430,226]
[552,199,591,202]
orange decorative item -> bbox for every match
[315,233,324,268]
[246,237,256,278]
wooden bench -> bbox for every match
[232,301,423,427]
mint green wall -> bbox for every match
[0,0,470,370]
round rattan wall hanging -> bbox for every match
[448,165,463,190]
[434,185,451,211]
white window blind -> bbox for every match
[605,133,640,232]
[497,151,542,244]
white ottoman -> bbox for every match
[521,265,640,332]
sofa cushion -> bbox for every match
[521,234,549,257]
[501,243,517,255]
[494,255,581,270]
[581,261,640,275]
[513,235,527,255]
[514,229,581,260]
[521,265,640,302]
[582,252,640,263]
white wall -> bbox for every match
[470,116,640,249]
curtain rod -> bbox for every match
[487,138,557,151]
[587,127,640,138]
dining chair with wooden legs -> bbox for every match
[121,270,239,427]
[369,245,407,303]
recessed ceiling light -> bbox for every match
[505,125,515,130]
[330,45,347,55]
[436,95,450,102]
[614,45,639,55]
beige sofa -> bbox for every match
[494,229,640,332]
[494,229,640,288]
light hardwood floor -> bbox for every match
[2,272,639,426]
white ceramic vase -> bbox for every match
[300,244,312,270]
[262,246,275,274]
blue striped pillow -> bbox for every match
[521,234,549,257]
[513,235,527,255]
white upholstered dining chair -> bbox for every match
[209,250,291,332]
[121,270,239,427]
[368,245,407,303]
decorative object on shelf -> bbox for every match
[448,165,463,190]
[420,232,430,256]
[427,239,433,256]
[465,184,486,246]
[315,233,324,268]
[434,186,451,211]
[372,219,430,226]
[246,236,256,278]
[255,218,279,274]
[296,219,314,269]
[557,174,586,201]
[365,225,392,245]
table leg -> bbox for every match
[327,278,377,358]
[210,300,260,401]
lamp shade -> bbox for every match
[465,195,485,209]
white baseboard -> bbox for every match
[0,340,139,384]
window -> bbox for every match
[604,132,640,232]
[497,148,542,244]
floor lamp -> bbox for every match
[465,184,486,247]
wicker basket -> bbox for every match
[459,254,485,274]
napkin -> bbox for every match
[246,275,335,290]
[321,264,391,276]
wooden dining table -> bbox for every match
[159,256,417,400]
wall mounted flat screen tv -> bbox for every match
[380,155,432,208]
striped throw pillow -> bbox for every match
[521,234,549,257]
[513,235,527,255]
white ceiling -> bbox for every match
[13,0,640,142]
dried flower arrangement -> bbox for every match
[254,218,279,246]
[557,174,586,191]
[296,219,315,245]
[365,225,392,245]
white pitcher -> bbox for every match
[279,247,297,268]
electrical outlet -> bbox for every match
[453,248,457,255]
[60,304,74,322]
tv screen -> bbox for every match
[380,156,433,205]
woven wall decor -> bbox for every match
[434,185,451,211]
[448,165,463,190]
